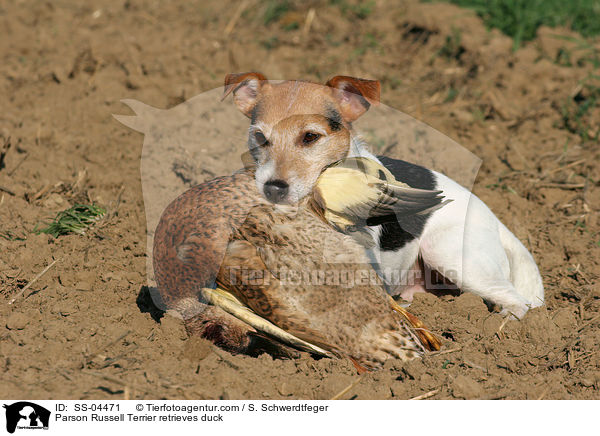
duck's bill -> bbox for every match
[200,287,334,357]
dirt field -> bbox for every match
[1,0,599,400]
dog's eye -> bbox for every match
[302,132,321,145]
[254,131,269,147]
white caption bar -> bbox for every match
[0,400,591,435]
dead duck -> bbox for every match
[153,158,443,370]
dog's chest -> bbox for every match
[365,224,421,292]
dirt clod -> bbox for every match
[6,313,30,330]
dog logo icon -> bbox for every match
[3,402,50,434]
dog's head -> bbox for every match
[223,72,380,204]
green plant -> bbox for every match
[437,27,465,60]
[445,87,459,102]
[560,77,600,142]
[350,0,375,19]
[283,21,299,31]
[555,47,573,67]
[0,230,27,241]
[330,0,375,20]
[35,204,106,237]
[362,128,386,149]
[428,0,600,50]
[485,177,518,195]
[350,33,381,59]
[471,106,485,122]
[263,0,290,25]
[386,77,403,90]
[550,35,600,69]
[260,36,280,50]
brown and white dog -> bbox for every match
[223,72,544,319]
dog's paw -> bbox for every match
[499,304,529,320]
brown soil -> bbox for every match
[1,0,599,400]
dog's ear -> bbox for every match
[326,76,380,122]
[222,72,268,117]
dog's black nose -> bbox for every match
[263,180,289,203]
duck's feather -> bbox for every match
[216,239,342,356]
[313,157,449,230]
[200,287,333,357]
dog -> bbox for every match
[223,72,544,319]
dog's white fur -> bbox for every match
[351,139,544,319]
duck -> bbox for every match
[153,157,444,370]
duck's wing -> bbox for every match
[200,287,333,357]
[313,157,448,229]
[215,239,341,357]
